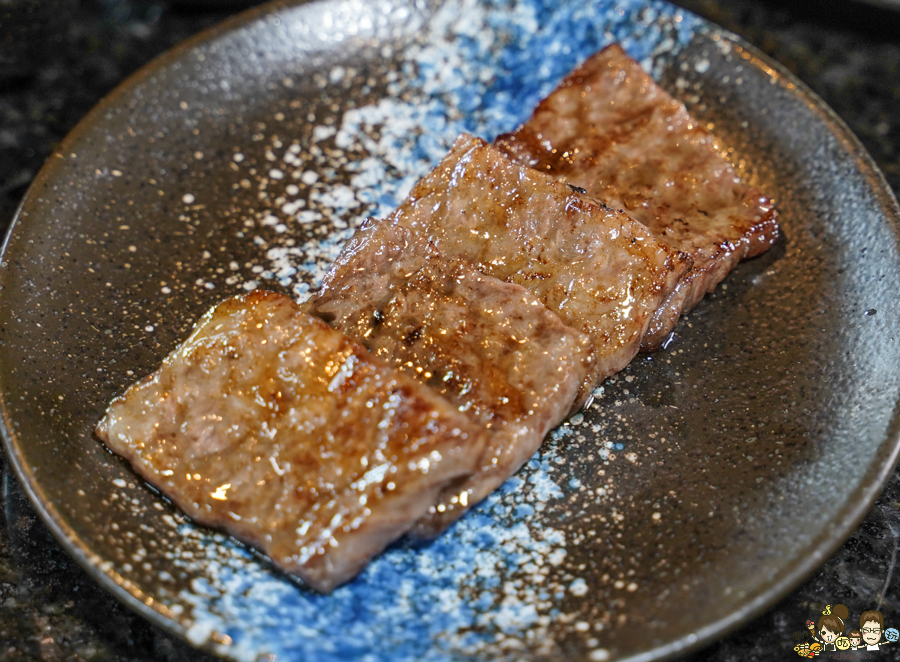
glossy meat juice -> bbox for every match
[346,133,691,399]
[95,291,488,592]
[496,44,779,349]
[308,241,592,535]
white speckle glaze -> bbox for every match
[4,0,900,661]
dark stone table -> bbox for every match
[1,0,898,660]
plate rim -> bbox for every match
[2,1,900,660]
[637,28,900,662]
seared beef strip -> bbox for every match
[337,133,691,400]
[96,43,783,587]
[495,44,779,349]
[95,290,487,593]
[308,238,592,535]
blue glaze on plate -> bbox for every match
[162,2,700,661]
[317,0,699,235]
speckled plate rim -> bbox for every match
[2,2,900,661]
[643,38,900,661]
[0,0,331,643]
[0,0,321,636]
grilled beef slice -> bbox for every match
[495,44,779,349]
[336,133,691,400]
[308,240,591,535]
[95,290,487,593]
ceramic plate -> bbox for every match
[3,1,900,660]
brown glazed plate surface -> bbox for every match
[2,1,900,661]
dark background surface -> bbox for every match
[2,0,900,660]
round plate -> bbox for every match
[3,1,900,660]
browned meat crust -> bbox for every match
[95,45,781,590]
[496,44,779,349]
[95,290,488,593]
[342,133,691,400]
[307,236,591,536]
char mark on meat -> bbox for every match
[96,291,488,593]
[324,133,690,401]
[495,43,779,350]
[308,239,591,536]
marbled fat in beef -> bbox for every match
[496,44,779,349]
[308,237,591,535]
[95,290,487,593]
[341,133,691,401]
